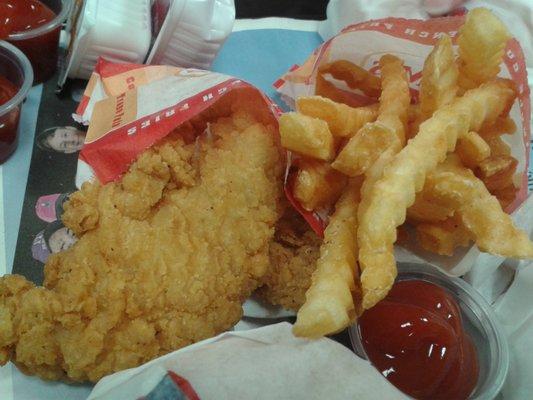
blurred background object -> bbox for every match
[61,0,152,81]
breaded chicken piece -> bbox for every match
[257,209,321,311]
[0,113,282,382]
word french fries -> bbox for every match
[293,181,362,338]
[279,112,335,160]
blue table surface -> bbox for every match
[1,28,323,400]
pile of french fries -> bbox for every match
[280,8,533,338]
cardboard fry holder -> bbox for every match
[74,59,282,186]
[275,15,530,275]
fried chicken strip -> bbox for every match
[257,208,321,311]
[0,112,282,382]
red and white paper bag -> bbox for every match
[74,58,282,187]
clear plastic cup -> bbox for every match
[0,40,33,163]
[7,0,71,84]
[349,263,509,400]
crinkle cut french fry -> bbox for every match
[279,112,335,160]
[358,80,516,310]
[315,72,365,108]
[457,8,511,90]
[358,149,396,223]
[492,184,519,210]
[479,116,516,138]
[320,60,381,98]
[424,156,533,258]
[293,160,347,211]
[376,54,410,140]
[293,180,363,338]
[332,122,398,177]
[416,216,471,256]
[407,104,421,139]
[296,96,378,138]
[407,192,455,223]
[476,155,517,191]
[455,131,491,168]
[332,55,409,177]
[485,135,511,156]
[419,35,459,122]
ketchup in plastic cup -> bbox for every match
[0,41,33,163]
[2,0,70,84]
[349,263,509,400]
[359,280,478,399]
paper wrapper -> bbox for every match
[275,15,531,276]
[86,322,407,400]
[73,58,282,186]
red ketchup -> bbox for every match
[1,0,59,83]
[0,74,20,162]
[359,280,479,400]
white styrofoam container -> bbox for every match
[147,0,235,69]
[65,0,152,80]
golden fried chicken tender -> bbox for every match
[256,208,321,311]
[0,112,283,382]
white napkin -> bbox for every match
[494,262,533,399]
[467,195,533,400]
[87,323,407,400]
[465,194,533,303]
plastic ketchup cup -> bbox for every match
[349,263,509,400]
[0,40,33,163]
[4,0,71,84]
